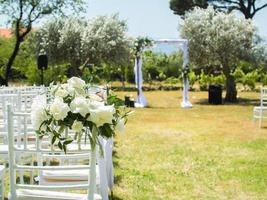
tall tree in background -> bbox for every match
[170,0,208,16]
[180,7,255,102]
[33,14,131,78]
[170,0,267,19]
[0,0,85,85]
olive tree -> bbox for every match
[33,17,86,76]
[0,0,86,85]
[33,14,131,78]
[180,7,255,102]
[81,14,131,67]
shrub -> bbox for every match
[243,70,260,90]
[210,74,225,86]
[261,74,267,86]
[158,72,167,81]
[188,70,198,89]
[25,64,67,85]
[198,70,210,90]
[165,76,179,85]
[232,67,245,83]
[82,67,102,84]
[125,65,135,84]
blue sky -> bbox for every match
[0,0,266,40]
[86,0,267,40]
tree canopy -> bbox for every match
[180,6,255,101]
[32,14,131,77]
[170,0,267,19]
[0,0,86,85]
[170,0,207,16]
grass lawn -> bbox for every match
[1,90,266,199]
[113,91,267,200]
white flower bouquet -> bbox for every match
[31,77,129,152]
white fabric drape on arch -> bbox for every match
[134,57,147,107]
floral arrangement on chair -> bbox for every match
[31,77,130,152]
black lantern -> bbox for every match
[37,55,48,85]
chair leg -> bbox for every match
[253,114,256,126]
[259,111,262,128]
[0,168,4,200]
[30,157,34,185]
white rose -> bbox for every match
[61,83,69,90]
[88,100,105,110]
[115,118,125,134]
[63,82,85,97]
[71,120,83,133]
[55,88,68,98]
[67,77,85,89]
[31,95,48,130]
[65,84,76,96]
[50,98,70,120]
[88,105,115,127]
[70,96,90,117]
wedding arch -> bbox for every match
[134,38,193,108]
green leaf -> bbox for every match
[63,144,67,154]
[63,139,73,145]
[52,135,57,144]
[58,141,63,150]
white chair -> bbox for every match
[7,104,102,200]
[0,94,21,164]
[253,87,267,127]
[37,131,109,200]
[0,86,46,96]
[0,165,5,200]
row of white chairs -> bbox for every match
[0,85,46,95]
[0,85,113,200]
[7,105,104,200]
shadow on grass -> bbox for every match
[114,174,123,185]
[110,194,123,200]
[112,141,125,186]
[112,141,120,168]
[194,97,259,106]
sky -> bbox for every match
[85,0,267,40]
[0,0,266,40]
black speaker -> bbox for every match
[208,85,222,105]
[37,55,48,70]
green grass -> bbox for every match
[112,91,267,200]
[1,91,267,199]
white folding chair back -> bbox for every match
[0,94,20,141]
[37,129,109,200]
[0,86,46,95]
[7,105,102,200]
[253,87,267,127]
[260,87,267,107]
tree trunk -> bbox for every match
[3,39,21,86]
[244,11,253,19]
[121,66,125,88]
[222,64,237,102]
[225,74,237,102]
